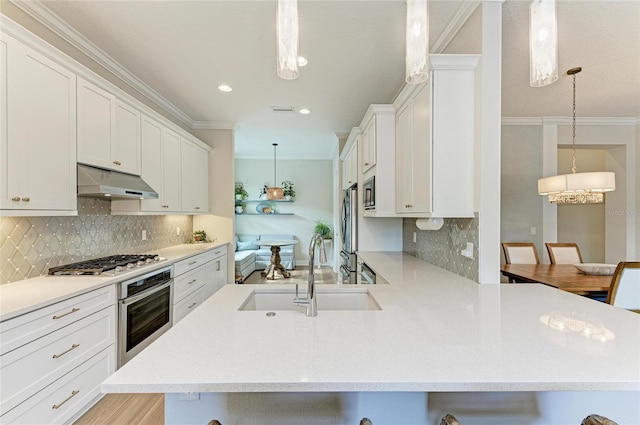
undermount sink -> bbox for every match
[238,288,382,311]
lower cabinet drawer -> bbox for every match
[0,306,115,415]
[174,266,206,303]
[0,346,115,425]
[173,287,205,325]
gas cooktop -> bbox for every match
[48,254,163,276]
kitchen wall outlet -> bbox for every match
[461,242,474,259]
[413,232,417,243]
[141,230,147,241]
[176,226,181,236]
[178,392,200,401]
[530,226,537,235]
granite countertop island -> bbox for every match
[102,251,640,394]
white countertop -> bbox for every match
[0,243,227,322]
[102,251,640,393]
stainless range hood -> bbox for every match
[77,164,159,199]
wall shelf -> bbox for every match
[235,213,294,216]
[242,199,294,203]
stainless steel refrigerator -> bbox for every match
[340,183,358,284]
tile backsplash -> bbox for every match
[1,198,193,284]
[403,215,479,282]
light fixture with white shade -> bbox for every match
[405,0,429,85]
[267,143,284,200]
[276,0,299,80]
[529,0,558,87]
[538,67,615,204]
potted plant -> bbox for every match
[235,182,248,200]
[235,199,246,214]
[259,184,268,200]
[314,219,332,239]
[193,229,208,243]
[282,180,296,200]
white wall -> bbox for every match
[235,159,334,265]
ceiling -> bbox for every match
[24,1,640,159]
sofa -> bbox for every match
[234,234,297,281]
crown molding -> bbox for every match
[191,121,237,130]
[10,0,201,128]
[431,1,481,53]
[502,116,639,126]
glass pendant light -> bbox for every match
[276,0,299,80]
[405,0,429,84]
[538,67,615,204]
[529,0,558,87]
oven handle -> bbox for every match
[120,279,172,305]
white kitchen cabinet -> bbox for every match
[0,33,77,216]
[172,250,216,324]
[180,136,209,213]
[0,285,116,424]
[173,287,205,324]
[77,78,142,176]
[395,54,479,218]
[342,141,358,190]
[359,105,396,217]
[205,248,228,299]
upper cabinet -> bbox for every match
[0,33,77,216]
[341,128,360,190]
[180,136,209,213]
[77,77,141,175]
[395,54,479,218]
[359,105,396,217]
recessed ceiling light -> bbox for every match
[298,56,308,67]
[218,84,232,92]
[299,108,310,114]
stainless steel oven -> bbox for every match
[118,266,173,367]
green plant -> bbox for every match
[313,219,332,239]
[193,229,208,242]
[259,184,268,197]
[235,182,248,199]
[235,199,246,208]
[282,180,296,198]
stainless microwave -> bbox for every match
[363,176,375,210]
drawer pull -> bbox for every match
[113,160,122,166]
[195,206,201,210]
[52,343,80,359]
[216,261,221,272]
[188,302,197,309]
[52,307,80,320]
[52,390,79,409]
[11,196,20,202]
[188,261,197,266]
[21,197,30,202]
[188,279,197,285]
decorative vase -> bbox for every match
[235,194,242,200]
[285,195,292,201]
[235,206,244,214]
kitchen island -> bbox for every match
[101,252,640,424]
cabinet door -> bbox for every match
[361,121,376,174]
[395,103,413,213]
[1,34,76,212]
[180,138,207,213]
[140,115,164,212]
[409,82,432,212]
[77,77,115,170]
[162,129,182,211]
[114,100,141,175]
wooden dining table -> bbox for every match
[500,264,613,296]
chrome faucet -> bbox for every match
[294,233,327,317]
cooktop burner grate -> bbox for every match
[48,254,161,276]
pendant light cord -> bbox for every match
[273,143,278,186]
[567,67,582,175]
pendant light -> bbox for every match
[538,67,615,204]
[529,0,558,87]
[276,0,299,80]
[405,0,429,85]
[267,143,284,200]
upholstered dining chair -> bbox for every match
[581,414,619,425]
[502,242,540,265]
[440,414,462,425]
[606,262,640,313]
[545,242,583,264]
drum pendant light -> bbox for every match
[537,67,615,204]
[267,143,284,200]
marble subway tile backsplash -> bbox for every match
[0,198,193,284]
[403,215,479,282]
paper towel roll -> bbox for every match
[415,217,444,231]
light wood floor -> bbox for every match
[242,265,338,285]
[74,393,163,425]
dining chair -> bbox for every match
[581,414,618,425]
[545,242,583,264]
[502,242,540,265]
[440,414,462,425]
[606,262,640,313]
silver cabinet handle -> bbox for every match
[52,307,80,320]
[52,390,79,409]
[188,261,197,266]
[364,162,369,166]
[162,205,169,208]
[216,261,221,272]
[52,343,80,359]
[195,206,201,210]
[187,302,197,309]
[188,279,197,285]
